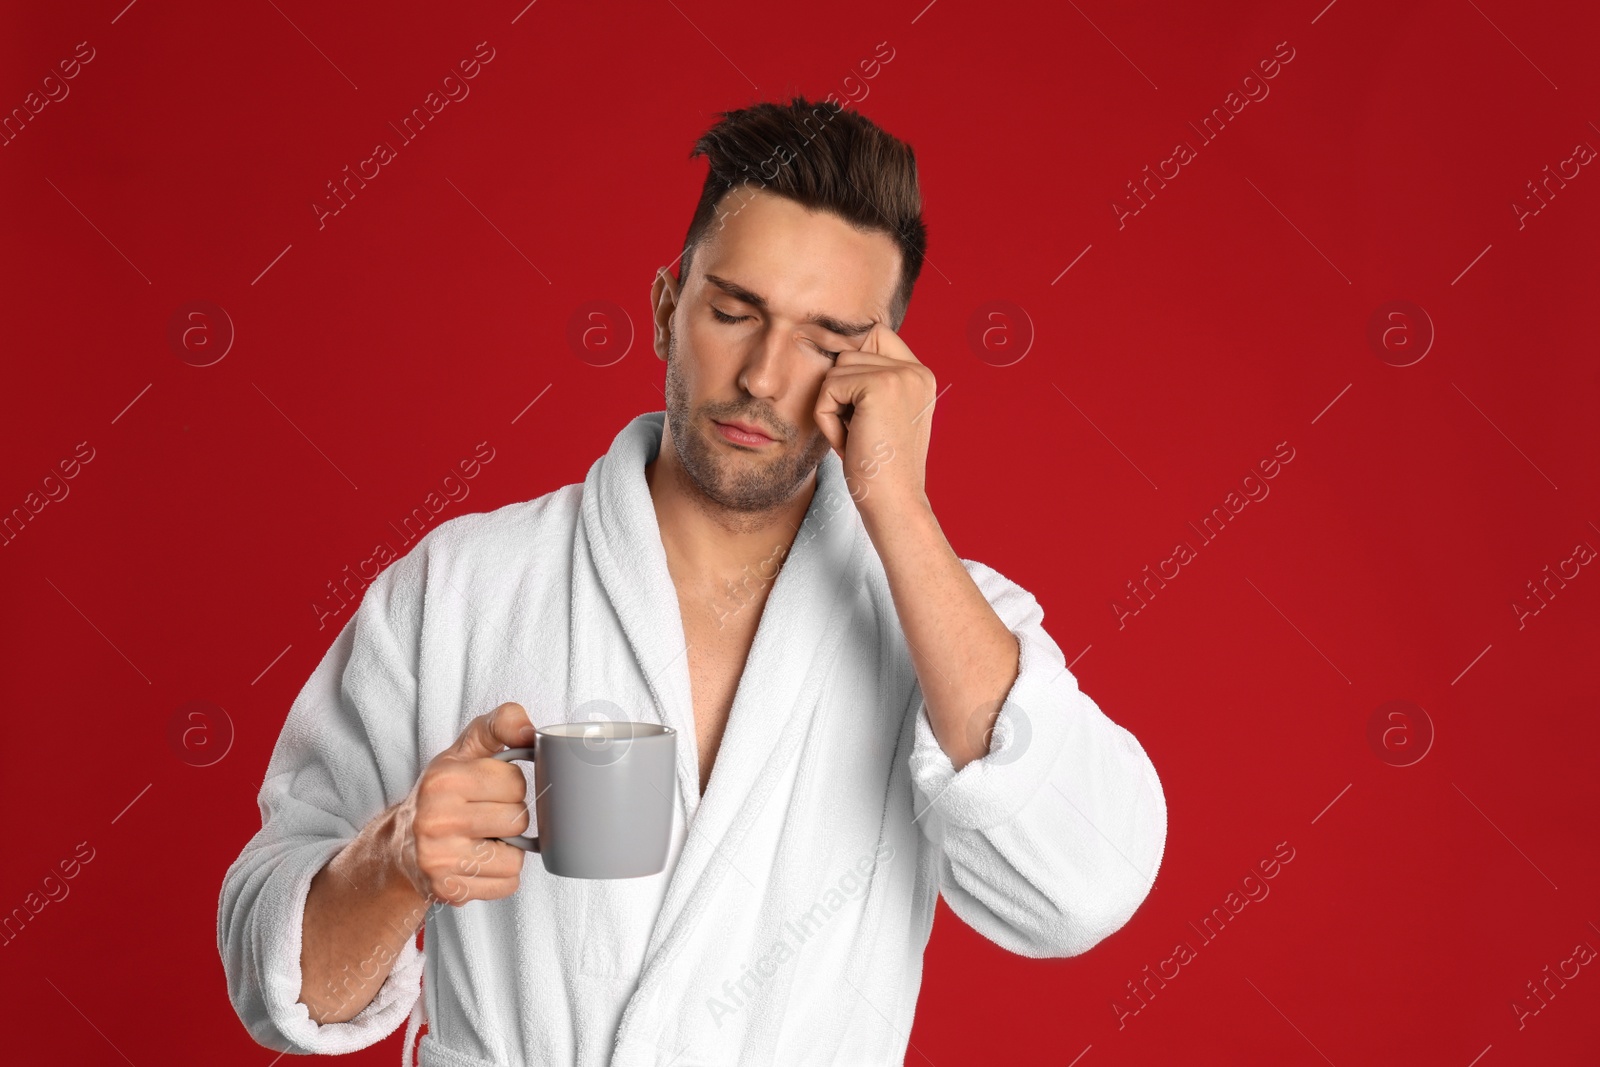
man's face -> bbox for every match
[654,185,901,514]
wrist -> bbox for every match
[371,802,429,906]
[859,489,937,555]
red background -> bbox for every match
[2,0,1597,1064]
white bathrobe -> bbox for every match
[218,411,1167,1067]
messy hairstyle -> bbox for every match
[677,96,927,330]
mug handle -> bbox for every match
[491,746,540,853]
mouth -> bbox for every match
[712,419,776,447]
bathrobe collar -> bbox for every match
[581,410,862,816]
[579,410,866,974]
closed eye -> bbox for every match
[711,306,838,359]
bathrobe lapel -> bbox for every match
[575,411,700,818]
[580,412,866,1012]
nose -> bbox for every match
[737,326,802,403]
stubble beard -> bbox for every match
[662,329,831,517]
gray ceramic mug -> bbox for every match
[491,720,677,879]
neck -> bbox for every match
[644,431,816,584]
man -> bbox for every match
[218,96,1166,1066]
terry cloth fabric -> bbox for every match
[217,410,1167,1066]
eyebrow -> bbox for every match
[703,273,877,339]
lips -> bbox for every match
[714,419,774,442]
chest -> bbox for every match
[678,584,767,795]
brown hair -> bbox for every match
[678,96,927,330]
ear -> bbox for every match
[650,267,679,361]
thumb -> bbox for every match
[449,701,535,760]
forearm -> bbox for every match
[862,494,1020,770]
[298,804,431,1024]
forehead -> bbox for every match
[692,186,900,322]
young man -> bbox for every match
[219,97,1167,1066]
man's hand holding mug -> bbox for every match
[389,701,537,907]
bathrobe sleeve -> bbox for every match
[217,545,429,1054]
[907,558,1167,958]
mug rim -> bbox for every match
[540,720,675,739]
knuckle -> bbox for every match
[416,769,448,803]
[415,848,448,880]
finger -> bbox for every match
[449,702,535,760]
[814,376,863,460]
[446,837,528,880]
[858,322,916,363]
[815,362,883,378]
[484,840,531,877]
[460,799,533,839]
[830,342,904,369]
[445,754,534,804]
[813,406,847,461]
[439,876,521,906]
